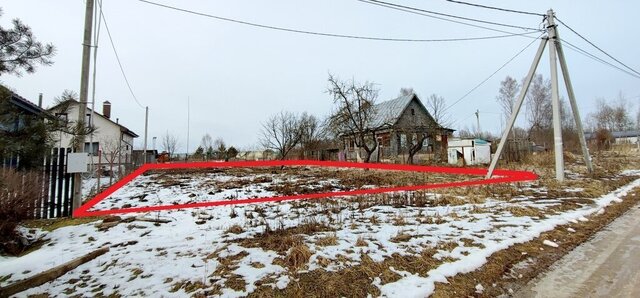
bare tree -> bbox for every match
[425,94,449,127]
[48,90,98,149]
[327,74,384,163]
[589,96,633,132]
[496,76,519,126]
[100,138,122,185]
[261,111,304,160]
[214,137,226,160]
[399,87,414,96]
[525,74,552,132]
[162,131,179,159]
[299,112,323,157]
[200,133,214,160]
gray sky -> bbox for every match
[2,0,639,152]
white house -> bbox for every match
[48,100,138,168]
[447,138,491,165]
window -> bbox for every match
[411,108,415,116]
[84,142,99,156]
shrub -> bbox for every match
[0,169,42,255]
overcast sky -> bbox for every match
[2,0,639,152]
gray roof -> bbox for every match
[369,94,414,128]
[584,130,640,139]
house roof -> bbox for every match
[370,94,413,128]
[370,93,454,132]
[1,85,47,116]
[584,130,640,139]
[48,99,139,138]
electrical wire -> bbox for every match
[444,0,545,17]
[358,0,541,32]
[443,33,545,113]
[136,0,537,42]
[99,5,145,109]
[560,38,640,80]
[448,111,476,128]
[555,17,640,77]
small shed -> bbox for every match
[447,138,491,165]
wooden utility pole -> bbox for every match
[73,0,95,212]
[487,9,593,181]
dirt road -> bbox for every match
[516,204,640,297]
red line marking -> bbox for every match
[73,160,537,217]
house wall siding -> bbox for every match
[51,104,135,166]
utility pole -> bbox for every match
[186,97,190,160]
[143,106,148,163]
[475,109,480,134]
[547,11,565,181]
[73,0,95,212]
[486,9,593,181]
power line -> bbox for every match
[358,0,541,32]
[99,4,145,109]
[136,0,536,42]
[443,34,544,113]
[555,17,640,77]
[560,38,640,80]
[444,0,545,17]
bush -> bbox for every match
[0,169,42,255]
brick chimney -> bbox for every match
[103,100,111,119]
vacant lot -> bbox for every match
[2,151,640,297]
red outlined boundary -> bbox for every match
[73,160,538,217]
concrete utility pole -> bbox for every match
[475,109,480,134]
[143,106,148,163]
[486,9,593,181]
[73,0,95,212]
[547,11,565,181]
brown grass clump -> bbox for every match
[503,206,544,218]
[355,237,368,247]
[390,232,412,243]
[315,234,338,247]
[284,244,313,270]
[392,214,406,226]
[225,224,244,234]
[224,274,247,292]
[238,220,333,253]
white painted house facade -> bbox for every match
[447,138,491,165]
[48,100,138,168]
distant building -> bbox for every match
[447,138,491,165]
[341,93,454,162]
[48,100,138,167]
[0,86,49,168]
[585,130,639,145]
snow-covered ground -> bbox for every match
[1,169,639,297]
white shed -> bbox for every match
[447,138,491,165]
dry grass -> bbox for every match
[225,224,244,234]
[315,233,338,247]
[503,206,544,218]
[284,244,313,270]
[249,248,442,297]
[355,236,368,247]
[390,232,412,243]
[238,219,333,253]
